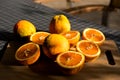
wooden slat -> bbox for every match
[0,40,120,80]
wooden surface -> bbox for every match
[0,40,120,80]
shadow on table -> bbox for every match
[0,30,15,41]
[0,30,15,60]
[0,40,120,79]
[0,41,62,75]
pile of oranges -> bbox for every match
[14,14,105,75]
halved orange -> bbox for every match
[15,42,40,65]
[30,31,50,45]
[82,28,105,45]
[76,40,101,62]
[56,51,85,75]
[61,30,80,46]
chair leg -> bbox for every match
[66,0,72,8]
[101,7,110,27]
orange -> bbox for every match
[49,14,71,34]
[82,28,105,45]
[42,34,70,59]
[61,30,80,46]
[15,42,40,65]
[56,51,85,75]
[76,40,101,62]
[30,31,50,45]
[14,20,36,37]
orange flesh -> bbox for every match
[59,52,82,66]
[31,33,49,44]
[16,44,37,59]
[79,42,98,55]
[63,31,77,39]
[85,30,103,41]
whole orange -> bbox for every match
[14,20,36,37]
[42,34,70,59]
[49,14,71,34]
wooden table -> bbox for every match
[0,0,120,80]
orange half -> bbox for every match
[76,40,101,62]
[56,51,85,69]
[82,28,105,45]
[61,31,80,46]
[30,31,50,45]
[15,42,40,65]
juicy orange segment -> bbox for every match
[76,40,101,62]
[56,51,85,68]
[61,31,80,46]
[83,28,105,45]
[56,51,85,75]
[85,30,103,41]
[30,31,50,45]
[78,41,98,55]
[15,42,40,65]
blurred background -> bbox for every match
[33,0,120,31]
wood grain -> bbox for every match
[0,40,120,80]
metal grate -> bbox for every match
[0,0,120,51]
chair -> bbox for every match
[64,0,120,28]
[34,0,120,27]
[102,0,120,26]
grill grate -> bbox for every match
[0,0,120,51]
